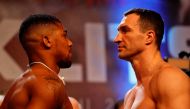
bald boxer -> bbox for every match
[114,8,190,109]
[1,14,73,109]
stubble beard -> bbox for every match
[58,59,72,68]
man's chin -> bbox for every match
[59,61,72,68]
[118,54,130,61]
[118,54,125,59]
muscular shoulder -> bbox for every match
[156,64,189,91]
[27,74,64,94]
[26,74,66,108]
[151,64,190,106]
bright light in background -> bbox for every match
[162,34,166,43]
[108,23,118,41]
[127,62,137,84]
[168,26,190,58]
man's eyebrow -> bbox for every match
[117,25,131,31]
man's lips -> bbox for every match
[117,46,125,51]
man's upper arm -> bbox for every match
[157,68,190,109]
[26,79,62,109]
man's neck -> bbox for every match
[29,58,60,74]
[130,49,164,85]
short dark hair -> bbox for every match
[19,14,61,46]
[124,8,164,49]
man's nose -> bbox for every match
[113,33,121,43]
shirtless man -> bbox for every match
[114,8,190,109]
[0,14,73,109]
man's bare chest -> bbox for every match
[124,86,155,109]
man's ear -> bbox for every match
[42,36,52,48]
[145,30,155,45]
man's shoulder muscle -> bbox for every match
[151,64,190,109]
[156,65,189,89]
[23,74,66,109]
[29,74,64,98]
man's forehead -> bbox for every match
[121,16,127,22]
[117,17,126,28]
[118,15,139,29]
